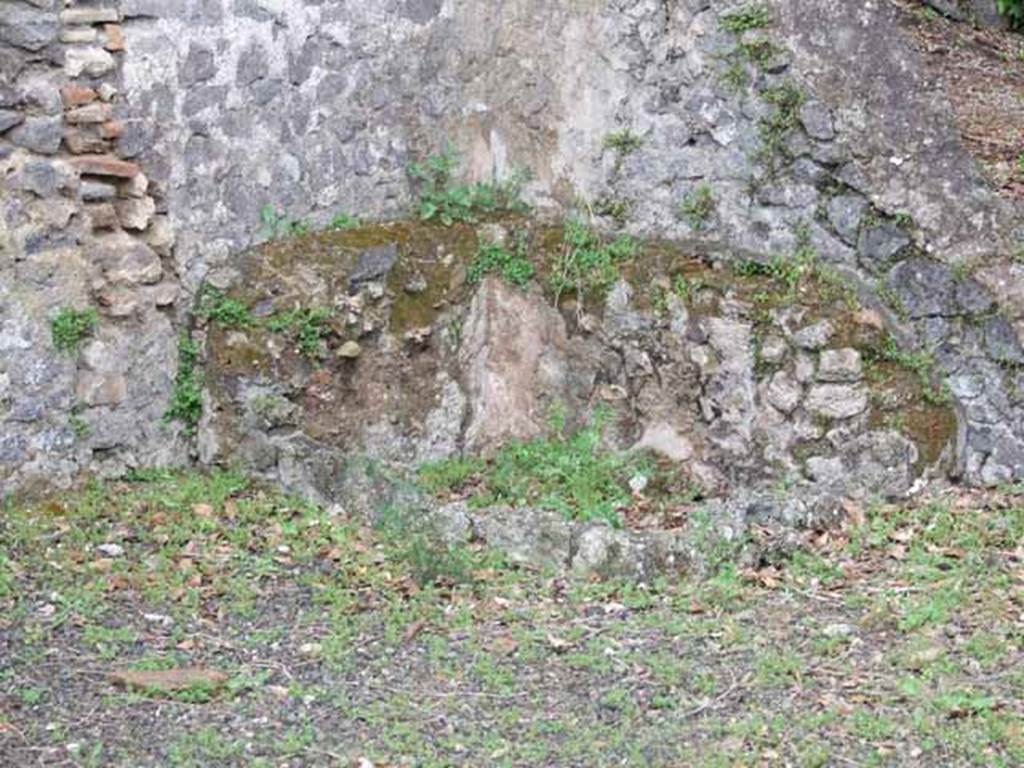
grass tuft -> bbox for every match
[51,307,98,354]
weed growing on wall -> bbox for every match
[418,409,646,527]
[602,129,644,156]
[679,184,717,230]
[719,4,771,34]
[165,334,203,432]
[468,233,535,289]
[51,308,98,354]
[551,218,638,303]
[196,278,334,363]
[266,308,332,361]
[408,144,529,226]
[257,205,310,241]
[865,335,950,406]
[734,225,816,296]
[198,287,254,328]
[329,212,360,230]
[757,82,805,172]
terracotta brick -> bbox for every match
[61,85,97,108]
[103,24,125,52]
[99,120,123,140]
[72,154,141,179]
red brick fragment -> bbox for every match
[61,85,97,108]
[72,154,141,179]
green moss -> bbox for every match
[51,307,98,354]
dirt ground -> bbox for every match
[1,472,1021,767]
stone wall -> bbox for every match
[2,0,1023,494]
[199,220,959,526]
[2,0,183,492]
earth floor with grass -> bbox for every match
[0,472,1021,767]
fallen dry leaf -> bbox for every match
[109,667,228,694]
[192,503,214,519]
[402,619,427,643]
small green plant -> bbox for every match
[258,205,310,241]
[720,4,771,34]
[997,0,1024,29]
[550,217,638,302]
[18,687,46,706]
[757,82,805,172]
[603,129,644,175]
[198,287,253,328]
[267,307,332,361]
[419,456,486,495]
[51,307,98,353]
[165,333,202,432]
[866,334,950,406]
[734,224,816,297]
[468,234,535,289]
[69,405,90,440]
[721,60,750,92]
[329,212,360,230]
[672,274,705,302]
[418,408,645,527]
[951,260,973,282]
[602,129,643,156]
[894,211,914,229]
[408,144,528,226]
[650,284,669,315]
[679,184,716,230]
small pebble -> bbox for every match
[338,341,362,359]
